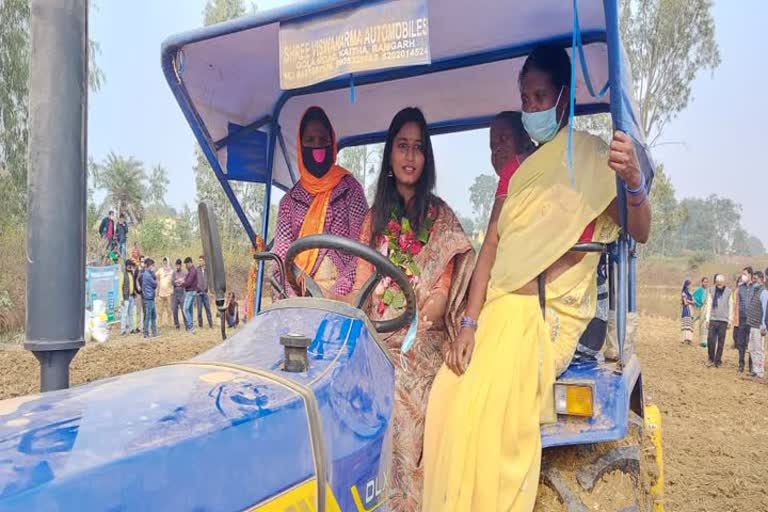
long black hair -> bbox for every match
[369,107,437,245]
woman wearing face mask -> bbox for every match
[422,45,652,511]
[273,106,368,297]
[349,107,475,512]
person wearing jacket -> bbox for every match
[746,271,768,379]
[704,274,732,368]
[141,258,158,338]
[180,257,198,333]
[196,255,213,329]
[171,258,187,330]
[115,213,129,262]
[119,259,136,336]
[133,256,145,333]
[733,267,755,373]
[99,210,115,240]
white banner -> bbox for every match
[279,0,431,90]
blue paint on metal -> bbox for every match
[629,242,638,312]
[542,355,642,448]
[255,121,278,314]
[0,364,317,509]
[617,239,629,360]
[0,302,394,511]
[215,114,272,151]
[224,122,269,182]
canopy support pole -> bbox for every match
[255,122,278,314]
[26,0,88,391]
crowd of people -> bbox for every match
[682,266,768,380]
[93,44,648,510]
[107,247,240,338]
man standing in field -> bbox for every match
[171,258,186,330]
[734,267,754,373]
[181,257,198,334]
[746,271,768,379]
[155,257,174,328]
[196,255,213,329]
[141,258,158,338]
[693,276,710,346]
[704,274,732,368]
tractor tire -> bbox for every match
[534,413,660,512]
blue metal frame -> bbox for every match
[254,120,279,312]
[603,0,631,362]
[214,114,272,151]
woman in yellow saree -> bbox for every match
[422,44,651,511]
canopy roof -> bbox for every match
[162,0,652,241]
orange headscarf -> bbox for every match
[295,107,351,274]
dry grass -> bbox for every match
[0,226,25,333]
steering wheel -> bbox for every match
[284,234,416,333]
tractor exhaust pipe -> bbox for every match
[25,0,88,391]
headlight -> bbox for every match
[554,382,594,417]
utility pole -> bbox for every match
[25,0,88,391]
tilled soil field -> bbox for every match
[1,316,767,511]
[635,316,768,512]
[0,326,223,399]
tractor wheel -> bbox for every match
[534,413,661,512]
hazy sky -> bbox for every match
[89,0,768,244]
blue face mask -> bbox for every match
[522,87,565,144]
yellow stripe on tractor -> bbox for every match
[644,404,665,512]
[247,479,341,512]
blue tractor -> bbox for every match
[1,1,663,510]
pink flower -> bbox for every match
[409,240,422,255]
[398,234,409,251]
[377,299,386,315]
[387,220,401,234]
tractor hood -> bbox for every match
[0,300,394,511]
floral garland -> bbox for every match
[374,204,437,314]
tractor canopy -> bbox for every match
[161,0,654,244]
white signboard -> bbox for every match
[279,0,431,90]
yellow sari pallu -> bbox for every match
[422,130,619,511]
